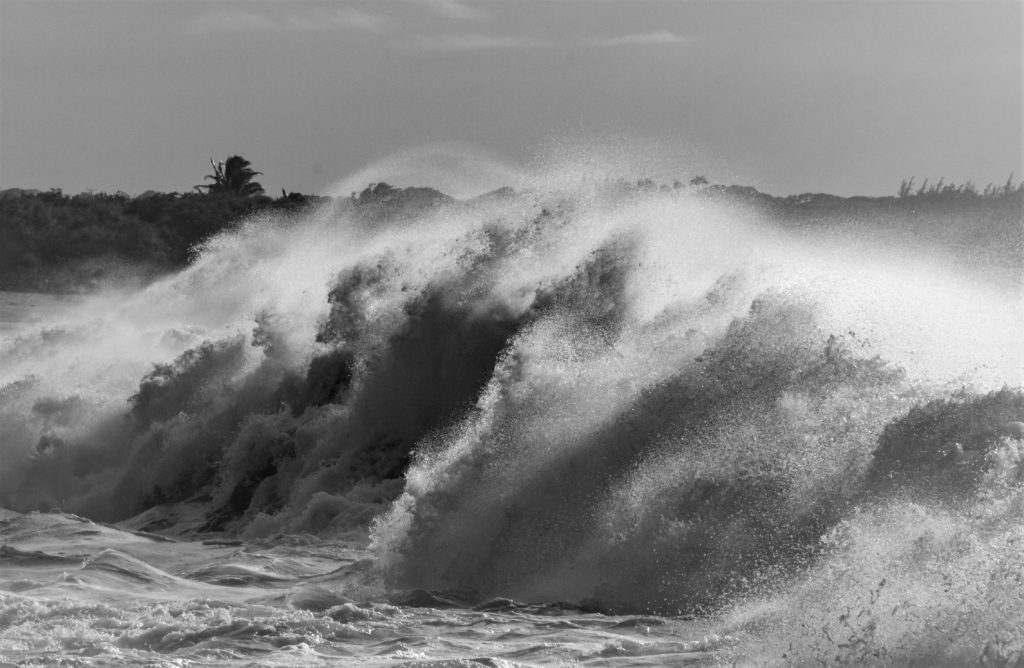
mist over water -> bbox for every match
[1,149,1022,663]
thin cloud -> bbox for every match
[187,9,278,34]
[188,7,391,35]
[410,33,550,51]
[592,31,688,47]
[422,0,490,21]
[284,8,392,33]
[409,30,688,52]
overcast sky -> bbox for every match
[0,0,1020,197]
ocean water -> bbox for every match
[1,158,1022,665]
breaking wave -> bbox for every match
[1,152,1021,661]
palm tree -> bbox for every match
[196,155,264,195]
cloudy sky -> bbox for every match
[0,0,1019,197]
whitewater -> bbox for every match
[1,153,1022,666]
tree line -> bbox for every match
[0,156,326,292]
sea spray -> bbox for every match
[369,290,922,612]
[722,472,1024,665]
[0,160,1021,634]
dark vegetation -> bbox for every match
[0,156,328,292]
[195,156,265,196]
[0,189,330,292]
